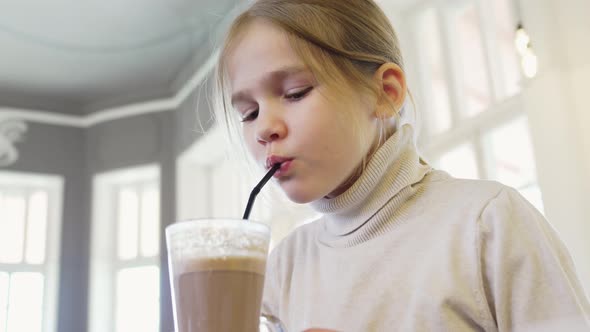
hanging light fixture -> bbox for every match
[514,23,530,54]
[510,0,539,81]
[514,22,538,78]
[512,0,538,78]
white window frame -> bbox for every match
[0,171,63,332]
[88,165,160,332]
[402,0,540,199]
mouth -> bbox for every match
[266,155,294,178]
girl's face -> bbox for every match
[227,19,380,203]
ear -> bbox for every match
[373,63,407,119]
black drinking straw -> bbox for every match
[242,163,281,219]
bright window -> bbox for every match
[5,272,44,332]
[453,3,492,117]
[0,172,63,332]
[414,7,452,135]
[115,266,160,332]
[408,0,544,212]
[89,165,160,332]
[491,0,521,98]
[485,116,543,212]
[438,143,479,180]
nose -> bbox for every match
[255,108,287,145]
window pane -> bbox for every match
[118,188,139,260]
[26,191,48,264]
[486,117,537,188]
[454,4,492,116]
[6,272,44,332]
[438,143,479,179]
[0,272,8,332]
[492,0,521,97]
[115,266,160,332]
[140,186,159,257]
[211,162,241,218]
[486,117,543,211]
[416,7,452,134]
[0,193,26,263]
[519,184,545,214]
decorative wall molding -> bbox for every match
[0,119,27,166]
[0,49,218,128]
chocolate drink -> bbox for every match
[174,255,266,332]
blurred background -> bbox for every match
[0,0,588,331]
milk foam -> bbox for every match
[167,220,270,274]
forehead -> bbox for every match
[227,19,305,91]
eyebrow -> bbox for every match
[230,65,310,106]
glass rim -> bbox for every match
[165,218,270,236]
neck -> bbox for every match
[311,124,432,247]
[326,121,397,199]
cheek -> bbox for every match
[242,127,261,156]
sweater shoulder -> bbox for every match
[419,170,511,211]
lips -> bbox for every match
[266,155,293,169]
[266,155,294,178]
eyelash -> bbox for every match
[240,86,313,123]
[285,86,313,101]
[240,110,259,123]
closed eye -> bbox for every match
[285,86,313,101]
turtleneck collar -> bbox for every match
[310,124,431,246]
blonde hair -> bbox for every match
[215,0,409,165]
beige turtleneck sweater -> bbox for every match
[261,124,590,331]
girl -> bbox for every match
[214,0,590,331]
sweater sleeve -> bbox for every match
[478,187,590,331]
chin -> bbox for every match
[284,191,316,204]
[281,184,325,204]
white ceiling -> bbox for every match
[0,0,240,115]
[0,0,415,117]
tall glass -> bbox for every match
[166,218,283,332]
